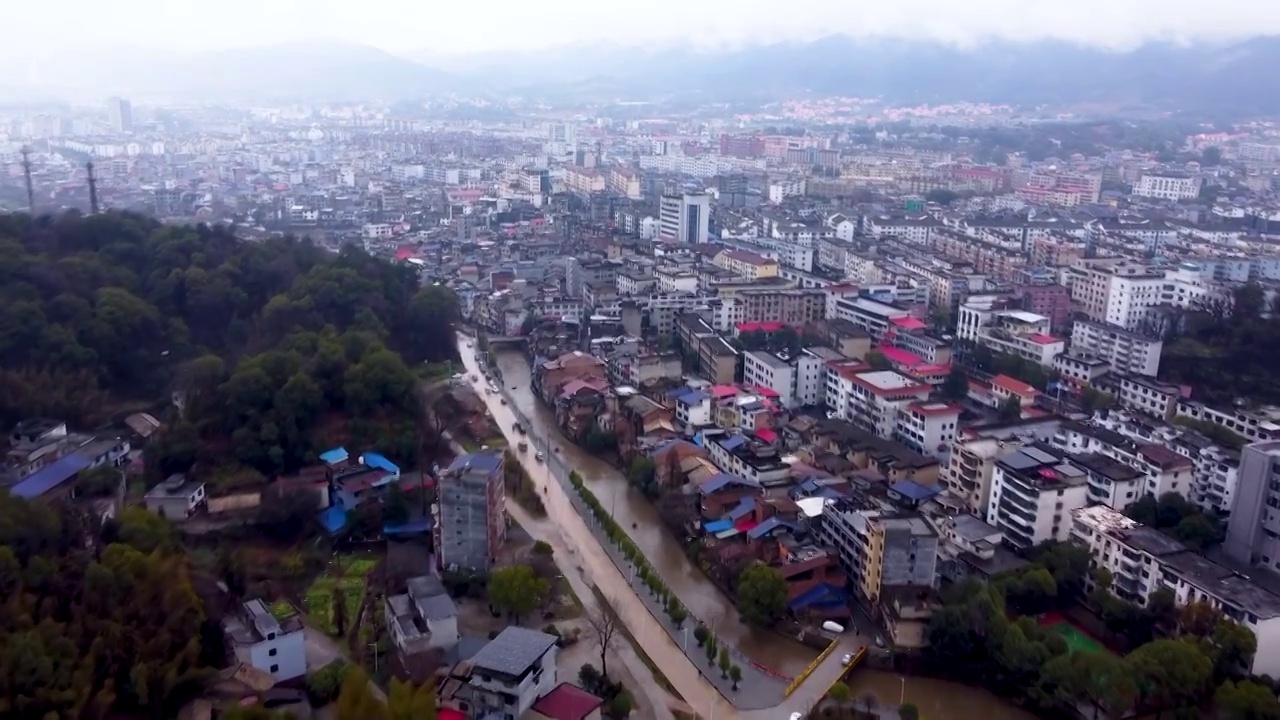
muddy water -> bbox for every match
[845,670,1038,720]
[489,348,818,676]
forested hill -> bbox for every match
[0,211,459,476]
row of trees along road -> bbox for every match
[926,542,1277,719]
[0,211,460,482]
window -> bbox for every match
[269,648,277,657]
[270,664,279,673]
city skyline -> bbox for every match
[1,0,1279,67]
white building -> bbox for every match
[865,215,939,246]
[223,599,307,681]
[1070,319,1163,377]
[743,351,797,408]
[463,627,559,719]
[659,193,711,244]
[1176,401,1280,444]
[987,444,1091,549]
[1114,374,1180,419]
[1072,505,1280,678]
[385,575,460,656]
[957,297,1064,367]
[1133,173,1203,202]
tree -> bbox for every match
[926,189,960,206]
[336,666,387,720]
[826,682,852,706]
[585,601,621,679]
[256,482,320,541]
[668,601,688,629]
[865,349,891,370]
[899,703,920,720]
[718,646,731,678]
[387,677,438,720]
[1127,638,1213,716]
[705,636,718,666]
[1201,146,1223,167]
[307,661,350,705]
[998,395,1023,422]
[383,485,410,526]
[333,588,349,637]
[116,506,176,553]
[488,565,550,620]
[736,562,788,627]
[1214,679,1280,720]
[627,457,657,497]
[729,664,742,691]
[76,465,120,498]
[942,365,969,400]
[693,625,710,647]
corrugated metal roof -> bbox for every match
[11,453,92,498]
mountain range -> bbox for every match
[7,35,1280,114]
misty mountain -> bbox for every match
[12,42,455,104]
[457,35,1280,114]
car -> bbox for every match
[841,652,854,665]
[789,714,803,720]
[535,451,546,462]
[469,374,478,382]
[484,387,494,395]
[874,636,886,648]
[499,398,507,405]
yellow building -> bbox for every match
[713,249,779,280]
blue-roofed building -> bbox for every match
[9,453,91,499]
[673,389,711,427]
[747,516,799,539]
[888,480,940,507]
[361,452,401,476]
[726,497,756,522]
[319,447,349,466]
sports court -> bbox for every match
[1039,611,1112,655]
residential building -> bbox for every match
[986,444,1091,549]
[1052,353,1111,389]
[1070,320,1163,377]
[1225,442,1280,570]
[736,288,826,326]
[1067,258,1196,331]
[1114,374,1181,419]
[143,473,207,519]
[713,249,779,280]
[943,436,1015,516]
[830,297,910,341]
[957,295,1063,367]
[385,574,460,656]
[1134,172,1203,201]
[743,351,797,409]
[1072,505,1280,678]
[460,627,559,720]
[817,504,938,609]
[659,193,711,244]
[1176,402,1280,444]
[223,599,306,682]
[529,683,605,720]
[435,451,506,571]
[107,96,133,133]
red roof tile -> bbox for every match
[530,683,604,720]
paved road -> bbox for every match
[456,333,869,718]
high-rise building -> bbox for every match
[658,193,710,244]
[1224,441,1280,569]
[433,450,506,571]
[107,97,133,133]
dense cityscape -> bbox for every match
[6,23,1280,720]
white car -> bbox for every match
[789,714,803,720]
[841,652,854,665]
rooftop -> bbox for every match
[470,626,557,677]
[854,370,929,395]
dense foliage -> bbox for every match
[0,494,220,719]
[927,543,1269,718]
[1160,283,1280,407]
[0,211,459,476]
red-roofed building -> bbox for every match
[734,321,786,336]
[529,683,604,720]
[978,374,1038,417]
[889,315,928,331]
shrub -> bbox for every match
[305,660,349,705]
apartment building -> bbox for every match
[713,249,780,280]
[1072,505,1280,677]
[1067,258,1200,331]
[1176,401,1280,444]
[817,504,939,608]
[986,444,1091,549]
[958,295,1064,367]
[831,297,911,341]
[434,451,506,571]
[864,215,940,246]
[1114,374,1181,419]
[659,193,711,244]
[1070,319,1163,377]
[931,228,1026,282]
[1052,353,1111,388]
[736,288,826,325]
[1225,442,1280,570]
[1134,172,1203,201]
[743,351,797,408]
[944,436,1018,516]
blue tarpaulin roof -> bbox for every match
[727,497,756,521]
[362,452,400,475]
[890,480,940,502]
[318,506,349,534]
[719,435,746,451]
[11,453,92,499]
[747,516,798,539]
[448,451,502,473]
[319,447,349,465]
[698,472,753,495]
[384,518,433,536]
[789,583,849,611]
[704,519,733,534]
[673,390,708,405]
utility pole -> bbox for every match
[21,146,34,216]
[86,161,99,215]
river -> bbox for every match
[845,670,1038,720]
[489,348,819,676]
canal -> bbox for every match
[845,670,1038,720]
[490,348,819,676]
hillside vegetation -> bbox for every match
[0,211,458,477]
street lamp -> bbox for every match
[899,675,906,705]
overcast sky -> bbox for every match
[3,0,1278,61]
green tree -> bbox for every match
[942,365,969,400]
[336,666,387,720]
[865,349,892,370]
[693,625,710,647]
[1214,679,1280,720]
[255,482,320,541]
[333,588,348,637]
[736,562,788,627]
[76,465,121,498]
[668,601,687,629]
[116,506,176,553]
[899,703,920,720]
[388,677,438,720]
[729,664,742,691]
[383,485,411,526]
[998,395,1023,422]
[718,646,731,678]
[488,565,550,620]
[1127,638,1213,716]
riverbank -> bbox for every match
[843,669,1039,720]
